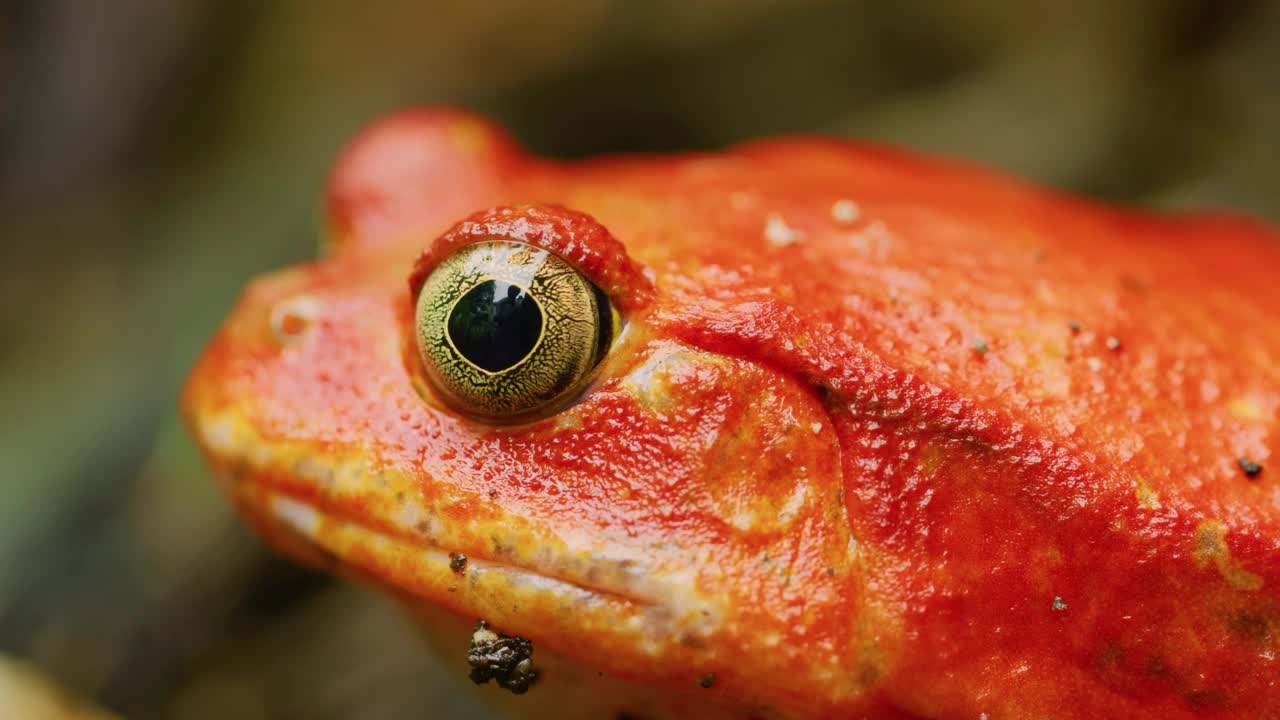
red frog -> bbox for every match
[183,108,1280,719]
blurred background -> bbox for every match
[1,1,1277,718]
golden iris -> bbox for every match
[414,241,619,421]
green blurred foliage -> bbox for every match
[0,1,1276,717]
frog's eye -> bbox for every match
[414,240,620,421]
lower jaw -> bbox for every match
[240,487,738,688]
[250,490,787,718]
[402,598,789,720]
[234,485,881,719]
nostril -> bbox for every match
[269,294,322,343]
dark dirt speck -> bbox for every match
[467,620,538,694]
[449,553,468,573]
[1239,457,1263,479]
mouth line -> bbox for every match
[261,488,652,609]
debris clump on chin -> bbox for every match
[467,620,539,694]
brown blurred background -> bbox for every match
[0,2,1277,718]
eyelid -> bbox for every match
[407,204,655,316]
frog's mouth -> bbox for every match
[194,408,729,668]
[264,490,644,604]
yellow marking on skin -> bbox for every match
[621,354,678,414]
[395,493,426,530]
[726,483,812,534]
[917,444,947,477]
[1016,331,1071,400]
[621,349,723,415]
[1229,397,1268,422]
[1039,337,1066,359]
[758,630,783,648]
[199,413,240,456]
[448,120,492,156]
[552,413,583,432]
[776,486,809,524]
[1134,480,1161,510]
[1193,520,1264,591]
[728,191,756,210]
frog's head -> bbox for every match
[183,109,876,718]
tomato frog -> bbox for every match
[183,108,1280,719]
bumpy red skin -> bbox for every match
[184,108,1280,719]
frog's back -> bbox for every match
[536,142,1280,715]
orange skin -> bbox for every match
[183,108,1280,719]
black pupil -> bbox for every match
[447,280,543,372]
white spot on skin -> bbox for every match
[810,422,823,434]
[764,213,802,246]
[269,294,323,342]
[247,443,272,468]
[552,413,584,433]
[848,219,893,258]
[621,352,684,413]
[1200,382,1222,403]
[271,495,321,535]
[728,483,810,532]
[1086,357,1103,373]
[201,414,238,455]
[396,495,424,530]
[777,486,810,523]
[830,199,860,225]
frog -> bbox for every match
[182,108,1280,719]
